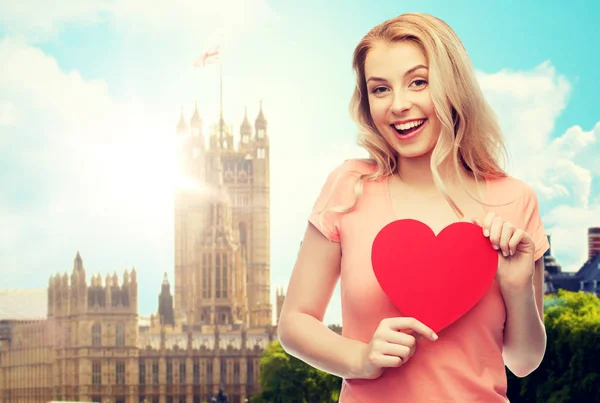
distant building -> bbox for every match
[544,227,600,296]
[0,102,279,403]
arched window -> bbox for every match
[116,323,125,346]
[239,222,247,246]
[92,323,101,346]
[239,222,248,259]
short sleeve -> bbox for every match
[308,160,361,243]
[521,185,550,261]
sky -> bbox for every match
[0,0,598,325]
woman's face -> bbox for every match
[364,40,442,160]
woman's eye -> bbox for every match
[371,87,388,94]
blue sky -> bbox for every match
[0,0,598,325]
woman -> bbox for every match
[277,13,549,402]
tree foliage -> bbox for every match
[507,290,600,403]
[251,340,342,403]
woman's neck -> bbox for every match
[394,154,474,193]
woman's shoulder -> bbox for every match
[314,158,380,210]
[487,174,535,195]
[330,158,379,178]
[486,174,540,204]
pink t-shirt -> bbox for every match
[308,159,550,403]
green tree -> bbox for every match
[507,290,600,403]
[251,340,342,403]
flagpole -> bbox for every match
[219,57,223,142]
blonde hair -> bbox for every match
[324,13,509,224]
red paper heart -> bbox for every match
[371,219,498,333]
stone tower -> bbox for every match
[158,272,175,326]
[47,252,139,401]
[174,102,272,329]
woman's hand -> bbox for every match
[472,212,537,292]
[356,317,438,380]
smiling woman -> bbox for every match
[278,12,550,403]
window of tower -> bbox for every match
[234,361,240,385]
[92,360,101,385]
[179,362,186,384]
[152,361,159,384]
[220,358,227,383]
[247,360,254,385]
[257,148,265,159]
[139,362,146,385]
[116,322,125,346]
[216,254,221,298]
[223,254,228,298]
[258,129,265,138]
[239,223,247,246]
[202,254,209,299]
[116,361,126,384]
[91,323,101,346]
[167,359,173,383]
[193,360,200,385]
[207,361,213,384]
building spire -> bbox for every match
[240,105,251,134]
[177,105,188,132]
[255,100,267,130]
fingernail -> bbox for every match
[502,251,507,257]
[432,333,438,340]
[484,229,489,237]
[510,249,514,256]
[493,245,498,250]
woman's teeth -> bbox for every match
[393,119,426,135]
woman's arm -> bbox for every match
[277,223,367,379]
[501,257,546,377]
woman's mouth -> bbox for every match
[391,119,428,140]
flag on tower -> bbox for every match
[193,44,220,68]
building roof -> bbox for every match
[0,289,47,320]
[578,253,600,281]
[546,252,600,293]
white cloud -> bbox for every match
[0,0,109,40]
[0,102,17,127]
[478,62,599,271]
[550,123,597,157]
[0,36,114,133]
[0,0,276,46]
[0,36,179,309]
[477,61,571,152]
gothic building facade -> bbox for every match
[0,102,280,403]
[544,227,600,296]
